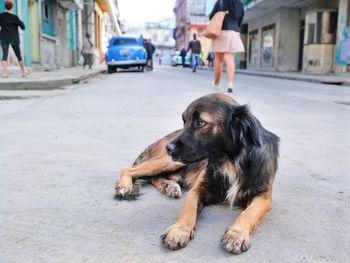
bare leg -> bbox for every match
[18,60,27,77]
[116,155,185,196]
[224,53,235,92]
[1,60,8,78]
[221,181,273,254]
[161,170,205,250]
[214,52,224,88]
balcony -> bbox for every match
[58,0,83,10]
[244,0,319,20]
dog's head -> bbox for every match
[166,94,262,163]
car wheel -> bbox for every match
[139,66,144,72]
[108,65,116,74]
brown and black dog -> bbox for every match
[115,93,279,254]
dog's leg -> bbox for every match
[161,171,204,250]
[221,181,273,254]
[150,177,182,199]
[116,155,185,196]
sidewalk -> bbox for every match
[0,66,106,90]
[235,69,350,86]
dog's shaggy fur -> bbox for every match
[115,93,279,254]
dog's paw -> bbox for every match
[114,175,139,200]
[164,181,182,199]
[221,228,250,254]
[161,224,194,250]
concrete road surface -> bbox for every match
[0,67,349,262]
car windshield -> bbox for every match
[113,38,138,46]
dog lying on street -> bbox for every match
[115,93,279,254]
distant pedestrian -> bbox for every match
[180,48,187,68]
[187,34,201,73]
[0,0,27,78]
[198,51,205,70]
[147,39,155,70]
[207,52,215,70]
[209,0,244,92]
[82,32,94,69]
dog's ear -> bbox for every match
[229,105,262,147]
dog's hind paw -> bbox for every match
[164,180,182,199]
[221,228,251,254]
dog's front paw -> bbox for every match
[221,228,250,254]
[115,173,138,200]
[161,224,194,250]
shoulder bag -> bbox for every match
[204,0,228,39]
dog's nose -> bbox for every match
[166,143,176,154]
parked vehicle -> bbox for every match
[105,36,147,73]
[171,51,190,67]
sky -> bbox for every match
[118,0,176,26]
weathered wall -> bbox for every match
[40,36,56,69]
[246,8,300,71]
[303,44,335,73]
[246,9,280,70]
[335,0,350,72]
[28,0,40,64]
[277,8,300,71]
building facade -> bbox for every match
[173,0,212,63]
[243,0,350,74]
[144,18,176,65]
[0,0,121,70]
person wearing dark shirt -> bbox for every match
[209,0,244,92]
[147,39,155,70]
[207,52,215,70]
[0,0,26,78]
[187,34,201,72]
[180,48,187,68]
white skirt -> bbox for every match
[211,30,245,53]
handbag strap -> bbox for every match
[219,0,229,13]
[219,0,224,11]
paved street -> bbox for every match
[0,66,349,263]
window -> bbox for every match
[248,30,259,66]
[306,10,338,44]
[307,23,315,44]
[41,1,54,36]
[44,3,49,21]
[113,38,138,46]
[261,24,275,67]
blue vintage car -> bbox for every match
[105,36,147,73]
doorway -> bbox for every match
[298,20,305,71]
[28,0,40,64]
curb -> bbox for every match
[0,69,106,90]
[235,70,349,86]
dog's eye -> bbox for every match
[196,120,207,128]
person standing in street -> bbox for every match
[147,39,156,71]
[82,32,94,70]
[207,52,215,70]
[209,0,244,92]
[180,48,187,68]
[0,0,27,78]
[187,34,201,73]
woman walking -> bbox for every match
[209,0,244,92]
[0,0,26,78]
[82,33,94,69]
